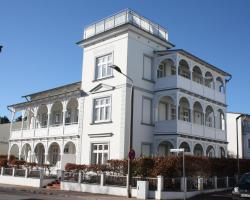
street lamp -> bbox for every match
[236,114,247,181]
[170,148,186,200]
[109,65,134,198]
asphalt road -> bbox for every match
[0,184,233,200]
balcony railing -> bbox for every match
[84,9,168,41]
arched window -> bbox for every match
[34,143,45,165]
[178,60,190,79]
[50,101,63,126]
[37,104,48,128]
[204,72,214,88]
[192,66,203,84]
[66,98,79,125]
[179,97,190,122]
[158,96,176,121]
[206,146,215,157]
[219,147,226,158]
[179,142,191,152]
[218,109,225,130]
[205,106,215,127]
[193,102,203,125]
[157,59,176,78]
[21,143,32,162]
[48,142,60,166]
[193,144,203,156]
[10,144,19,159]
[216,77,224,93]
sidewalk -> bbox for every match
[0,183,136,200]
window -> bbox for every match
[143,55,153,81]
[96,54,113,79]
[65,111,71,124]
[181,109,189,122]
[171,105,176,120]
[91,143,109,164]
[157,64,166,78]
[142,97,152,124]
[206,116,213,127]
[93,97,111,123]
[141,143,151,157]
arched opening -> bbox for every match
[192,66,203,84]
[178,59,190,79]
[206,145,215,157]
[205,106,215,128]
[48,142,60,166]
[12,111,22,131]
[204,71,214,88]
[158,96,176,121]
[216,77,224,93]
[179,97,190,122]
[157,59,176,78]
[158,141,174,156]
[193,144,203,156]
[50,101,63,126]
[217,109,225,130]
[65,98,79,125]
[219,147,226,158]
[62,142,76,169]
[22,109,35,130]
[36,104,48,128]
[10,144,19,159]
[21,143,32,162]
[34,143,45,165]
[179,142,191,152]
[193,102,203,125]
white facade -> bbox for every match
[227,112,250,158]
[8,9,231,169]
[0,123,10,155]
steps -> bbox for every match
[46,179,61,190]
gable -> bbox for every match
[89,83,115,94]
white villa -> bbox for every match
[8,9,231,170]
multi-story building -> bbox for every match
[0,123,10,155]
[227,112,250,159]
[8,9,231,170]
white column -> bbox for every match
[21,110,25,137]
[10,110,15,133]
[47,104,52,136]
[62,100,67,134]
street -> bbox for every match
[0,185,233,200]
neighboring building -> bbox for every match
[227,112,250,159]
[8,9,231,170]
[0,123,11,155]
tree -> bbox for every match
[15,116,22,122]
[0,116,10,124]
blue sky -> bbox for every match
[1,0,250,118]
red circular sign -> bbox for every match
[128,149,135,160]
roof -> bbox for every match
[227,112,250,117]
[154,49,231,77]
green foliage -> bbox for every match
[0,116,10,124]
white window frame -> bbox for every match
[95,53,113,80]
[141,96,153,125]
[141,143,151,157]
[93,96,112,123]
[143,54,153,81]
[91,143,109,164]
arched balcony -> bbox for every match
[219,147,226,158]
[192,66,203,84]
[9,144,19,159]
[62,142,76,169]
[21,143,32,162]
[178,59,190,79]
[206,145,215,157]
[36,105,48,128]
[193,102,203,125]
[179,97,190,122]
[217,109,225,130]
[158,141,174,156]
[50,101,63,126]
[193,144,203,156]
[48,142,60,167]
[158,96,176,121]
[204,71,214,89]
[179,142,191,152]
[216,77,225,93]
[157,59,176,78]
[34,143,45,165]
[205,106,215,128]
[65,98,79,125]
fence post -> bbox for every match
[0,167,4,176]
[100,172,105,186]
[25,168,28,178]
[39,169,44,188]
[198,177,203,191]
[181,177,186,192]
[226,176,229,188]
[78,171,82,184]
[156,175,163,200]
[12,167,15,176]
[214,176,217,189]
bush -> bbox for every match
[10,159,26,168]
